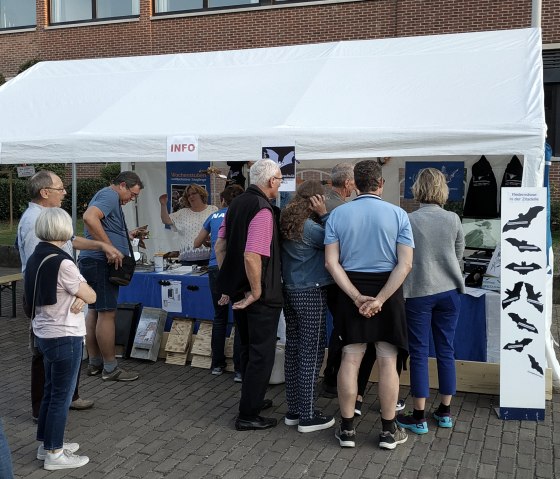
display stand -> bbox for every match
[130,307,167,362]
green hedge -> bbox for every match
[0,177,110,221]
[62,178,110,217]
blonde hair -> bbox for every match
[35,208,74,242]
[411,168,449,205]
[183,184,209,208]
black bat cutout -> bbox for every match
[503,206,544,232]
[528,354,544,375]
[508,313,538,334]
[525,283,544,313]
[503,338,532,352]
[505,238,541,253]
[502,281,524,310]
[505,262,542,275]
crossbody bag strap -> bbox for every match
[119,207,135,257]
[31,253,60,320]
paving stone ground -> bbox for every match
[1,267,558,478]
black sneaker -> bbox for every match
[298,411,335,433]
[379,425,408,450]
[335,425,356,447]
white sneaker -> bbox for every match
[37,442,80,460]
[44,450,89,470]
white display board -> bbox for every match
[499,187,547,420]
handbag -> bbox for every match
[108,208,136,286]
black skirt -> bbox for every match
[335,271,408,353]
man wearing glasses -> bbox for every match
[78,171,144,382]
[17,170,124,420]
[215,159,283,431]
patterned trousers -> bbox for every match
[284,287,328,421]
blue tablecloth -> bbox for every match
[120,272,488,361]
[118,271,220,331]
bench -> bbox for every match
[0,273,23,318]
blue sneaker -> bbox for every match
[396,412,428,435]
[433,411,453,428]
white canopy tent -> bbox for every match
[0,27,556,385]
[0,27,547,181]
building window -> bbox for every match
[154,0,259,14]
[50,0,140,25]
[0,0,35,30]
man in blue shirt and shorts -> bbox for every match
[325,160,414,450]
[79,171,144,382]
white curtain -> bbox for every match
[155,0,169,13]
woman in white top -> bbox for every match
[159,184,218,264]
[24,208,96,471]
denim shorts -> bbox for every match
[78,257,119,311]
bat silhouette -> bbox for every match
[503,206,544,232]
[528,354,544,375]
[264,149,296,168]
[525,283,544,313]
[505,238,541,253]
[503,338,532,352]
[502,281,524,310]
[505,262,542,275]
[508,313,538,333]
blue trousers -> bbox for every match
[0,419,14,479]
[405,290,460,399]
[36,336,83,451]
[284,287,328,421]
[208,267,240,371]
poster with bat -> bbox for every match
[261,138,296,192]
[499,187,547,420]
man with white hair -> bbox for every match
[215,159,283,431]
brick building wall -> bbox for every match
[0,1,558,78]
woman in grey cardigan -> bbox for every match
[396,168,465,435]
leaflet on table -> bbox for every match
[464,287,487,297]
[155,265,193,275]
[161,280,182,312]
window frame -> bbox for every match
[151,0,320,16]
[48,0,140,26]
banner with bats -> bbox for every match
[499,187,547,420]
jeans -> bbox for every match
[406,289,461,398]
[31,331,80,418]
[208,267,240,371]
[0,419,14,479]
[36,336,83,451]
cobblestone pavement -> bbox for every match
[1,268,559,479]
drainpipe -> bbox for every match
[532,0,541,28]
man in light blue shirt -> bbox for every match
[325,160,413,450]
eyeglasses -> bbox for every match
[126,187,139,198]
[44,186,66,192]
[273,176,283,182]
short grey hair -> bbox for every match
[330,163,354,188]
[27,170,56,199]
[35,208,74,242]
[250,160,280,187]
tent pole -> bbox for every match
[71,163,77,228]
[532,0,542,28]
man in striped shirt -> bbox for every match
[215,159,283,431]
